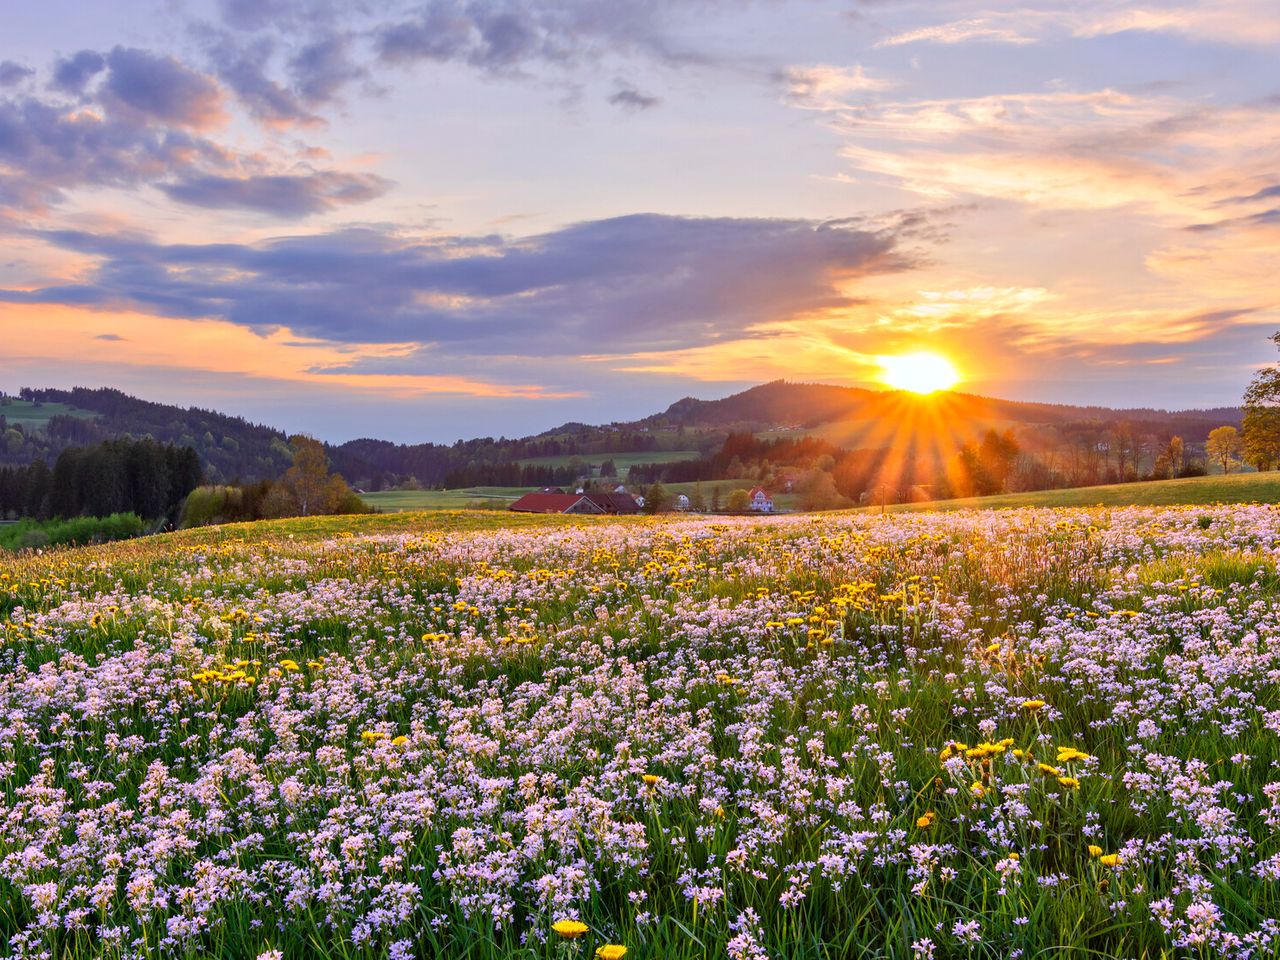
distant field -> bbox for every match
[0,398,95,430]
[360,487,527,512]
[887,470,1280,512]
[517,450,701,475]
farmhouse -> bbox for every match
[508,492,604,514]
[747,486,774,513]
[508,489,642,515]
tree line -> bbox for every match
[0,438,202,522]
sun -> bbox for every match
[879,351,961,394]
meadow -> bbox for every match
[892,471,1280,512]
[1,505,1278,959]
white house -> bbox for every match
[674,493,691,511]
[747,486,774,513]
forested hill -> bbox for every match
[2,381,1244,490]
[650,380,1241,439]
[3,388,294,484]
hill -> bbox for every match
[880,470,1280,512]
[2,389,294,483]
[650,379,1239,439]
[2,381,1245,494]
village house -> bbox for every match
[747,486,774,513]
[509,489,642,515]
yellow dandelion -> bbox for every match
[1057,776,1080,789]
[596,947,627,960]
[1021,699,1046,711]
[1099,854,1123,867]
[552,920,589,939]
[916,811,936,829]
[1087,844,1103,858]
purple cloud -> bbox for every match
[101,47,224,128]
[2,214,916,357]
[161,171,391,217]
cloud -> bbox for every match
[876,17,1039,47]
[374,0,716,73]
[100,47,225,129]
[778,65,891,110]
[94,332,128,341]
[287,35,366,104]
[0,62,35,87]
[50,50,106,94]
[809,88,1280,222]
[200,33,320,126]
[608,84,660,111]
[0,55,387,217]
[160,170,392,216]
[2,214,918,361]
[868,2,1280,50]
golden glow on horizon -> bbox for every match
[879,351,961,394]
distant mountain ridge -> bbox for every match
[2,381,1243,489]
[649,380,1241,430]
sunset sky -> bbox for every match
[2,0,1278,443]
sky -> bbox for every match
[0,0,1277,443]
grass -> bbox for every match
[359,486,529,511]
[0,397,95,430]
[883,470,1280,512]
[1,506,1278,958]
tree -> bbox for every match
[1243,407,1280,471]
[280,435,333,516]
[689,483,707,513]
[1206,425,1242,475]
[1165,436,1184,476]
[710,485,722,512]
[726,488,751,513]
[642,482,669,514]
[1242,334,1280,470]
[800,469,846,511]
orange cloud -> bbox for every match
[0,304,579,400]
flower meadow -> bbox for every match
[1,506,1280,960]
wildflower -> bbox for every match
[1056,747,1091,763]
[552,920,589,939]
[641,774,660,785]
[916,811,936,828]
[596,947,627,960]
[1037,763,1062,777]
[279,659,300,672]
[1099,854,1123,867]
[1057,776,1080,789]
[1087,845,1103,858]
[970,782,986,798]
[392,735,409,746]
[1021,699,1046,711]
[360,730,388,744]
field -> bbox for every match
[360,487,526,512]
[894,470,1280,512]
[517,451,703,475]
[2,505,1279,959]
[0,397,95,430]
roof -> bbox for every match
[748,486,771,498]
[509,492,593,513]
[582,492,641,514]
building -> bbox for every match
[674,494,691,511]
[747,486,774,513]
[508,492,604,514]
[582,491,641,514]
[508,489,642,515]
